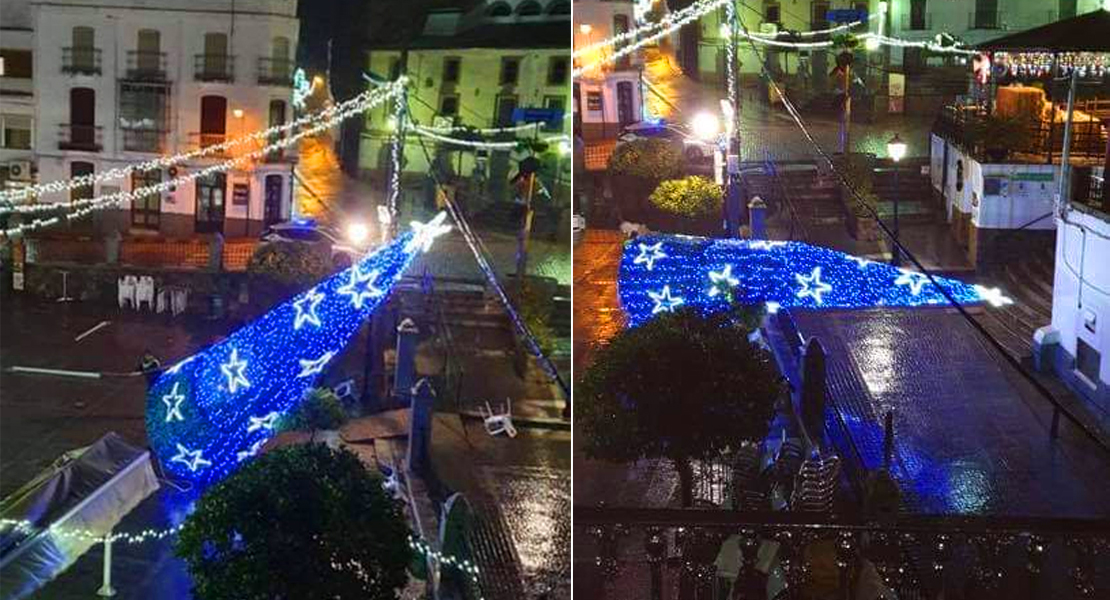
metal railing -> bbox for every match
[188,132,228,155]
[934,103,1109,163]
[62,47,101,75]
[575,506,1110,600]
[193,54,235,82]
[125,51,167,80]
[257,57,294,86]
[121,128,166,153]
[57,124,103,151]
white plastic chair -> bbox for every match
[480,398,517,438]
[171,287,188,316]
[118,276,137,309]
[135,276,155,310]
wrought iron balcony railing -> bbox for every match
[125,51,168,80]
[58,124,103,152]
[257,57,293,86]
[62,47,101,75]
[121,128,166,153]
[934,103,1109,164]
[193,54,235,83]
[575,506,1110,600]
[188,132,229,156]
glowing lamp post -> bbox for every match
[887,134,907,266]
[690,112,721,141]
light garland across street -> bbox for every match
[2,85,406,238]
[572,0,729,59]
[410,125,569,150]
[0,79,409,207]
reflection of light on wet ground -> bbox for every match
[855,319,899,399]
[947,461,990,513]
[486,466,570,599]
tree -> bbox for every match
[176,444,412,600]
[277,387,349,435]
[247,241,333,288]
[576,308,781,506]
[606,139,684,222]
[649,176,723,218]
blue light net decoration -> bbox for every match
[146,214,451,488]
[618,235,991,327]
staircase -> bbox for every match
[975,245,1056,360]
[872,158,936,222]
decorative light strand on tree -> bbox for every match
[2,86,405,238]
[409,537,484,600]
[0,79,408,207]
[388,89,406,229]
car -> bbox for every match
[617,119,717,163]
[259,218,364,269]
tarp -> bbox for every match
[977,10,1110,52]
[0,433,159,600]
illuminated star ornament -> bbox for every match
[633,241,667,271]
[338,266,384,309]
[293,287,326,330]
[617,234,995,327]
[162,382,186,423]
[405,211,453,253]
[220,348,251,394]
[145,230,425,488]
[796,267,833,305]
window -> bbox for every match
[500,57,520,85]
[200,33,230,80]
[1,115,32,150]
[765,5,780,22]
[974,0,999,28]
[517,1,542,16]
[1060,0,1077,19]
[1077,338,1101,384]
[548,56,569,85]
[495,94,518,127]
[586,91,602,111]
[0,50,32,78]
[487,2,511,17]
[548,1,570,15]
[70,161,94,203]
[812,2,830,29]
[199,95,227,147]
[543,95,565,131]
[70,26,97,73]
[130,168,161,229]
[119,82,169,152]
[440,95,459,117]
[442,57,461,84]
[910,0,927,30]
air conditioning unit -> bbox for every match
[760,22,779,35]
[8,161,31,181]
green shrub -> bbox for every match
[247,241,332,287]
[608,139,683,182]
[278,387,348,432]
[649,176,723,218]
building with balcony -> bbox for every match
[359,0,571,207]
[29,0,299,238]
[0,0,36,192]
[573,0,644,145]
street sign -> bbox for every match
[232,183,250,206]
[826,9,867,22]
[510,107,563,127]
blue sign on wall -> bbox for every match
[511,107,564,126]
[826,9,868,22]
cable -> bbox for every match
[732,9,1110,453]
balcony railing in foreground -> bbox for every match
[935,103,1108,164]
[575,506,1110,599]
[257,57,293,86]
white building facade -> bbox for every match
[360,0,571,205]
[29,0,299,238]
[0,0,36,190]
[573,0,644,142]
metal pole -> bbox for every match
[840,62,852,154]
[1057,69,1079,214]
[892,166,901,266]
[515,172,536,290]
[97,534,116,597]
[724,0,743,237]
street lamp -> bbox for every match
[690,112,721,141]
[887,133,907,266]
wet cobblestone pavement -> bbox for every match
[796,308,1110,517]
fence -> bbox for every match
[26,236,257,272]
[935,103,1108,164]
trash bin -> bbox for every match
[208,294,224,320]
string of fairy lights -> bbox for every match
[0,518,481,593]
[0,79,409,207]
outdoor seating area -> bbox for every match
[116,275,190,315]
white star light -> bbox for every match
[894,269,931,296]
[293,287,325,330]
[648,285,685,314]
[236,439,266,462]
[161,382,186,423]
[171,443,212,472]
[707,265,739,297]
[338,266,385,309]
[749,240,787,251]
[297,350,337,378]
[974,285,1015,307]
[795,267,833,305]
[633,242,667,271]
[220,348,251,394]
[848,255,874,268]
[405,211,453,253]
[247,412,281,433]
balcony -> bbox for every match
[58,124,103,152]
[968,10,1002,29]
[62,47,102,75]
[121,128,167,153]
[188,132,229,156]
[257,57,294,86]
[193,54,235,83]
[125,51,168,81]
[934,101,1109,164]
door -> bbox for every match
[137,29,160,73]
[268,99,286,158]
[70,88,96,146]
[195,172,226,233]
[200,95,227,147]
[495,94,517,127]
[203,33,229,77]
[131,169,162,229]
[910,0,927,30]
[617,81,635,127]
[264,174,284,226]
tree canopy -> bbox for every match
[607,138,684,182]
[176,444,412,600]
[576,308,781,505]
[649,176,723,218]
